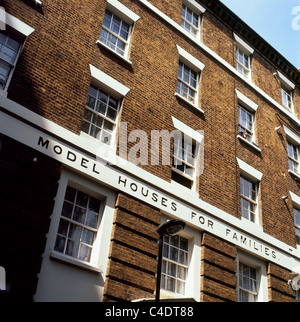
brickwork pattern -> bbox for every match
[103,193,161,301]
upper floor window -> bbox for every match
[236,47,250,79]
[0,33,21,91]
[172,131,197,189]
[81,85,120,146]
[240,176,257,223]
[234,33,254,80]
[281,87,293,111]
[181,4,199,37]
[171,117,204,191]
[287,140,299,175]
[0,12,34,96]
[97,0,140,62]
[82,65,130,146]
[237,158,262,225]
[180,0,205,39]
[293,207,300,247]
[277,71,295,112]
[175,45,205,111]
[177,62,198,105]
[99,10,130,57]
[238,104,254,143]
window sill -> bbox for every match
[174,92,204,114]
[241,217,263,231]
[96,40,132,65]
[237,135,261,153]
[50,250,102,274]
[281,104,293,114]
[288,169,300,181]
[170,179,199,198]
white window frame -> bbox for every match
[235,89,261,152]
[283,126,300,179]
[97,0,140,64]
[277,71,295,113]
[236,158,262,226]
[80,65,130,148]
[0,34,22,92]
[181,0,205,39]
[175,45,205,112]
[237,252,268,302]
[47,170,116,273]
[172,130,197,189]
[0,12,34,97]
[289,192,300,249]
[171,116,203,192]
[159,216,201,301]
[240,175,258,224]
[234,33,254,80]
[287,140,299,175]
[238,105,254,142]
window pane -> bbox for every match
[55,235,66,253]
[76,191,89,208]
[61,201,73,219]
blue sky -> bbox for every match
[220,0,300,69]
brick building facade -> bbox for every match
[0,0,300,302]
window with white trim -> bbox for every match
[237,158,262,225]
[175,45,205,111]
[54,186,103,262]
[172,131,197,189]
[293,207,300,246]
[161,234,188,295]
[177,62,198,105]
[0,13,34,96]
[159,218,201,301]
[237,253,268,302]
[181,4,199,37]
[99,10,130,57]
[97,0,140,61]
[238,262,258,302]
[238,104,254,142]
[171,117,203,191]
[277,71,295,112]
[240,176,257,223]
[281,86,293,111]
[0,33,21,91]
[81,84,120,146]
[234,33,254,80]
[287,140,299,175]
[236,47,250,79]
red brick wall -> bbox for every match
[103,193,161,301]
[3,0,300,301]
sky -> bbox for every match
[220,0,300,69]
